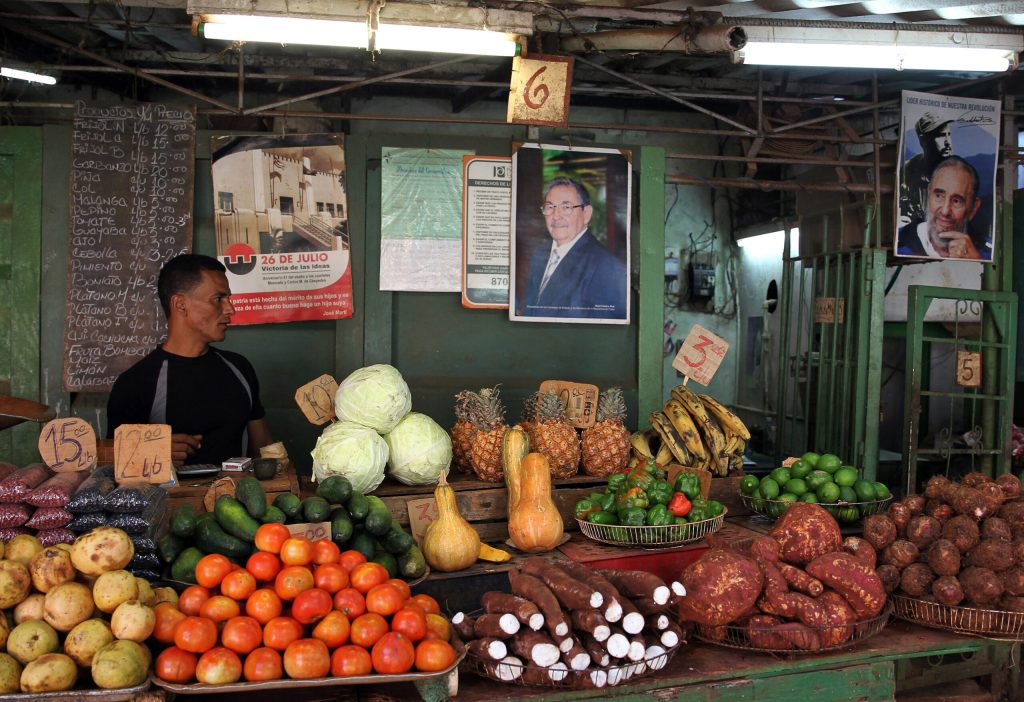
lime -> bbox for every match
[817,454,842,474]
[873,482,892,500]
[838,485,858,503]
[801,452,821,468]
[784,478,808,496]
[816,481,841,503]
[760,478,780,500]
[789,460,812,479]
[769,467,791,486]
[834,467,859,488]
[778,493,798,504]
[806,470,831,491]
[854,479,877,502]
[740,475,760,495]
[800,492,819,503]
[751,487,765,510]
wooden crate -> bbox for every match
[167,463,300,514]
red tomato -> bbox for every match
[338,550,367,572]
[199,595,241,624]
[414,639,457,672]
[243,647,283,682]
[174,616,219,654]
[221,570,257,601]
[280,537,314,567]
[424,613,451,642]
[313,563,349,594]
[263,616,305,652]
[195,554,233,589]
[391,606,428,642]
[349,613,389,649]
[409,594,440,615]
[155,646,198,683]
[245,588,283,625]
[221,616,263,656]
[283,638,331,679]
[312,539,340,565]
[275,565,314,601]
[331,645,372,677]
[332,588,366,618]
[386,578,412,601]
[349,562,389,594]
[254,523,291,554]
[312,610,350,649]
[365,583,405,617]
[291,587,333,625]
[195,647,243,684]
[371,632,416,674]
[153,602,187,645]
[246,552,282,583]
[177,585,211,617]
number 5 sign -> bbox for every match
[507,55,574,127]
[672,324,730,386]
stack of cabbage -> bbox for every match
[310,364,452,491]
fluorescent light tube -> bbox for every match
[1,67,56,85]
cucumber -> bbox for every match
[330,507,353,546]
[316,475,353,505]
[235,476,267,519]
[364,496,393,536]
[350,532,377,561]
[170,546,204,584]
[158,533,186,563]
[397,545,427,579]
[382,524,416,555]
[214,496,260,542]
[274,493,303,520]
[372,551,398,578]
[260,504,287,524]
[197,518,252,560]
[302,496,331,523]
[171,504,199,538]
[347,492,369,521]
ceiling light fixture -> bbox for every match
[736,26,1021,72]
[1,66,57,85]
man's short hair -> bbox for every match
[931,155,980,200]
[543,177,591,207]
[158,253,225,315]
[916,112,953,140]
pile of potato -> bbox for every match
[0,525,169,694]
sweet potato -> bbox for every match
[959,566,1004,606]
[778,562,824,596]
[880,540,919,569]
[899,562,935,597]
[773,622,822,651]
[749,535,781,562]
[768,502,843,566]
[1000,565,1024,596]
[907,515,942,550]
[925,499,954,523]
[555,560,625,623]
[842,536,877,568]
[507,569,570,639]
[942,515,980,553]
[758,589,827,629]
[902,494,926,515]
[523,558,604,610]
[982,517,1012,542]
[1014,540,1024,564]
[876,565,901,594]
[482,592,544,631]
[967,538,1016,572]
[677,547,763,626]
[924,475,951,499]
[744,614,791,650]
[978,483,1005,516]
[863,514,898,551]
[999,594,1024,613]
[931,575,965,607]
[946,485,990,520]
[962,471,991,488]
[816,590,856,648]
[598,569,670,604]
[998,500,1024,525]
[806,551,887,620]
[925,539,961,576]
[996,472,1021,500]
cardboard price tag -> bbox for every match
[37,418,97,473]
[672,324,729,387]
[956,350,982,388]
[286,522,331,542]
[203,478,235,512]
[814,297,845,324]
[114,423,172,484]
[406,497,439,545]
[539,380,598,429]
[295,375,338,425]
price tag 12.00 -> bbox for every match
[114,424,172,484]
[37,418,97,473]
[406,497,439,545]
[672,324,730,387]
[286,522,331,542]
[294,375,338,426]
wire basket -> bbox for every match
[740,493,892,523]
[892,594,1024,640]
[694,602,892,654]
[576,508,726,548]
[466,639,680,688]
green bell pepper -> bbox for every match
[615,487,649,511]
[619,507,647,526]
[687,507,709,523]
[589,491,615,513]
[587,511,619,525]
[641,458,658,475]
[574,498,598,520]
[647,480,673,506]
[607,473,628,492]
[706,499,725,517]
[674,516,689,525]
[627,470,654,491]
[674,472,702,500]
[646,504,672,526]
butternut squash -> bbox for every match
[502,426,530,513]
[422,472,481,572]
[507,452,564,553]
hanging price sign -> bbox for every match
[539,380,598,429]
[295,374,338,425]
[407,497,439,545]
[37,418,96,473]
[114,423,171,484]
[672,324,729,386]
[507,55,574,127]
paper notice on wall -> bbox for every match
[462,156,512,308]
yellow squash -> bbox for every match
[502,425,530,513]
[422,472,481,572]
[507,452,564,553]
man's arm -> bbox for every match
[940,231,982,260]
[247,418,273,457]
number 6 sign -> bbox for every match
[507,55,574,127]
[672,324,730,386]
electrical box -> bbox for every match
[689,262,715,301]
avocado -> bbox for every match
[235,476,267,519]
[316,475,353,505]
[364,496,393,536]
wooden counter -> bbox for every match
[166,462,300,513]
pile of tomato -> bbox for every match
[153,522,458,685]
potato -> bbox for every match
[5,535,42,567]
[7,621,59,664]
[0,653,20,694]
[93,570,138,614]
[29,547,75,594]
[135,578,156,607]
[43,581,94,632]
[13,594,45,624]
[20,652,76,693]
[0,560,31,609]
[91,640,149,689]
[110,601,155,642]
[152,587,179,607]
[71,527,134,577]
[64,619,114,667]
[0,611,10,650]
[53,543,71,554]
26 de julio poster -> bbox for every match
[210,134,353,324]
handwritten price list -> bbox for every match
[63,101,196,391]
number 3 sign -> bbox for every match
[507,55,574,127]
[672,324,730,386]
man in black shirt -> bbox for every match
[106,254,272,465]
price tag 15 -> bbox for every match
[407,497,439,545]
[672,324,730,387]
[538,380,599,429]
[114,423,171,484]
[286,522,331,542]
[956,350,982,388]
[295,375,339,426]
[37,418,97,473]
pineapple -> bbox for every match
[468,386,508,482]
[532,391,581,479]
[520,392,539,448]
[581,387,631,477]
[450,390,478,474]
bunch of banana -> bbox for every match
[628,429,674,471]
[648,384,750,476]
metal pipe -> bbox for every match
[667,173,893,193]
[561,25,745,53]
[667,151,893,168]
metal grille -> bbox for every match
[892,594,1024,640]
[575,509,726,547]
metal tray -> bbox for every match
[575,508,726,548]
[0,680,149,702]
[892,594,1024,640]
[740,493,892,522]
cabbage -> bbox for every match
[310,420,389,494]
[384,412,453,486]
[334,364,412,433]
